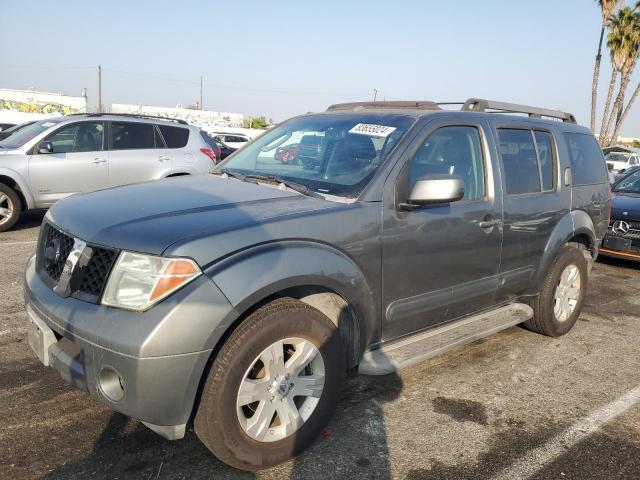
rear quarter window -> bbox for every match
[564,133,608,185]
[159,125,189,148]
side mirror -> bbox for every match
[37,141,53,154]
[400,174,464,210]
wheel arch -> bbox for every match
[204,240,376,369]
[0,169,35,210]
[526,210,596,294]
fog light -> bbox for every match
[98,367,125,402]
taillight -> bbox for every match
[214,146,221,158]
[200,148,217,163]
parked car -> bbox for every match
[605,151,640,174]
[600,167,640,262]
[0,120,37,141]
[215,133,250,149]
[24,99,609,471]
[200,131,236,161]
[0,114,214,231]
[274,143,299,164]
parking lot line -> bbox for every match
[492,384,640,480]
[0,240,37,247]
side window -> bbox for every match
[45,122,104,154]
[407,126,485,200]
[110,122,155,150]
[159,125,189,148]
[498,129,541,195]
[564,132,608,185]
[534,131,555,191]
[630,156,639,166]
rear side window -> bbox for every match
[110,122,156,150]
[498,129,541,195]
[564,133,608,185]
[159,125,189,148]
[498,128,557,195]
[534,131,555,191]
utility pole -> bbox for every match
[200,76,203,110]
[373,89,378,102]
[97,65,103,113]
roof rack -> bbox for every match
[326,101,442,112]
[69,112,188,125]
[461,98,576,123]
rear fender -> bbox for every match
[526,210,595,294]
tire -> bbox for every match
[0,183,22,233]
[523,244,588,337]
[194,298,346,471]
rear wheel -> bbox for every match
[0,183,21,232]
[523,245,588,337]
[194,298,345,471]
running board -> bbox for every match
[359,303,533,375]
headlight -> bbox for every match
[102,251,201,311]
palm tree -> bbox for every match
[591,0,620,133]
[599,7,640,145]
[609,1,640,144]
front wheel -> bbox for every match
[523,245,588,337]
[0,183,21,232]
[194,298,345,471]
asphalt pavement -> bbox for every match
[1,211,639,480]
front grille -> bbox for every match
[37,222,119,303]
[78,247,119,296]
[41,224,75,281]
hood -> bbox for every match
[611,192,640,221]
[48,176,338,259]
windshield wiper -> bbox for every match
[217,168,256,183]
[244,174,325,199]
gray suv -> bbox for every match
[0,114,215,231]
[24,99,610,471]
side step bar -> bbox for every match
[359,303,533,375]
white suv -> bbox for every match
[605,152,640,173]
[0,114,216,231]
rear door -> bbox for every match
[107,121,170,186]
[28,121,108,206]
[158,124,194,172]
[493,125,569,300]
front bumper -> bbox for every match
[24,254,237,438]
[601,232,640,262]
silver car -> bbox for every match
[0,114,216,231]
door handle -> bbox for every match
[92,158,107,164]
[478,219,501,229]
[158,155,170,162]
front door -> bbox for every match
[382,121,503,340]
[29,121,108,206]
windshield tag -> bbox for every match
[349,123,397,138]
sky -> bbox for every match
[2,0,640,136]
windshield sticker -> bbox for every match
[349,123,397,138]
[41,122,55,127]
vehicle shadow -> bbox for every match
[42,361,403,479]
[15,209,46,231]
[596,254,640,271]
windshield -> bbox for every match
[613,169,640,193]
[606,153,632,163]
[215,113,414,198]
[0,118,65,149]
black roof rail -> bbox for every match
[461,98,577,124]
[69,112,189,125]
[326,101,442,112]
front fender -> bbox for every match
[526,210,595,294]
[204,240,376,357]
[0,167,35,209]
